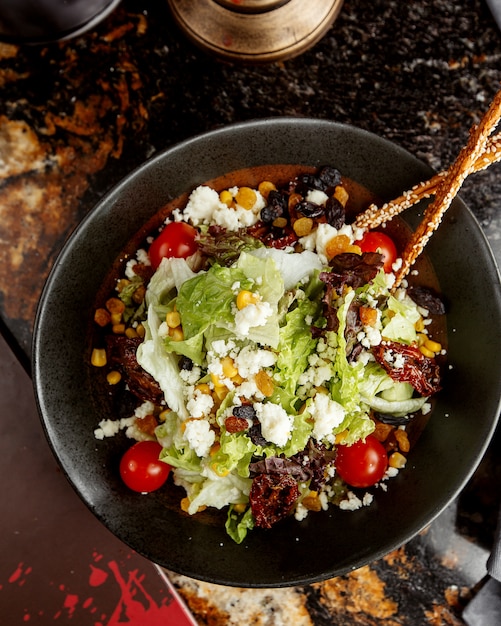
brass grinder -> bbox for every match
[167,0,344,63]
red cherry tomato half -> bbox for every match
[119,441,171,493]
[149,221,198,269]
[335,434,388,488]
[355,231,398,273]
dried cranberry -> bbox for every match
[225,416,249,434]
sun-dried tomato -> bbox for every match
[249,473,299,529]
[106,335,163,404]
[372,340,441,396]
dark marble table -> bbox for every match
[1,0,500,623]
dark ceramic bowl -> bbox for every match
[33,119,501,588]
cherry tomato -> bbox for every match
[149,221,198,269]
[335,434,388,488]
[355,231,398,273]
[119,441,171,493]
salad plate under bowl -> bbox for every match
[32,118,501,587]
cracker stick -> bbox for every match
[354,132,501,231]
[392,89,501,287]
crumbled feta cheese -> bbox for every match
[184,419,215,457]
[125,258,138,279]
[234,300,273,337]
[339,491,363,510]
[136,248,151,266]
[294,502,309,521]
[305,189,329,206]
[182,186,222,226]
[179,365,202,385]
[186,389,214,418]
[234,345,276,378]
[135,401,156,418]
[253,402,293,447]
[310,393,345,443]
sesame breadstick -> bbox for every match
[354,132,501,231]
[393,89,501,287]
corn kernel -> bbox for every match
[159,409,171,422]
[166,310,181,328]
[210,372,225,388]
[219,189,233,207]
[236,290,259,310]
[116,278,130,293]
[255,370,274,397]
[258,181,276,199]
[125,327,138,339]
[106,370,122,385]
[213,386,229,402]
[235,186,257,210]
[221,356,238,378]
[389,451,407,469]
[91,348,107,367]
[417,332,428,346]
[94,308,111,327]
[136,323,145,339]
[233,502,247,514]
[335,430,348,444]
[415,318,425,332]
[424,338,442,353]
[293,216,314,237]
[419,345,435,359]
[180,497,191,512]
[110,312,122,325]
[232,373,245,385]
[195,383,211,395]
[112,323,126,334]
[302,491,322,512]
[169,326,184,341]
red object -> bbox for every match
[149,221,198,269]
[120,441,171,493]
[355,231,398,273]
[335,434,388,488]
[0,333,196,625]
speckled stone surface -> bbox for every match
[1,0,501,623]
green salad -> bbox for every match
[92,167,445,543]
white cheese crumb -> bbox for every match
[234,300,273,337]
[186,389,214,418]
[310,393,345,443]
[253,402,293,447]
[184,419,215,457]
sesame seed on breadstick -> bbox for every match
[393,89,501,287]
[354,132,501,232]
